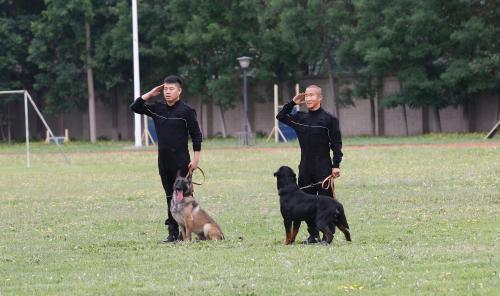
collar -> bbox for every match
[278,183,299,195]
[165,100,181,108]
[308,106,323,115]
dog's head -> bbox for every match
[173,171,193,202]
[273,166,297,190]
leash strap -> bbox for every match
[299,175,336,199]
[186,166,205,185]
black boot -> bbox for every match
[161,233,179,243]
[302,235,320,244]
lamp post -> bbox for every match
[237,56,252,145]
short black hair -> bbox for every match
[163,75,183,87]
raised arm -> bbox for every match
[130,85,163,115]
[276,93,304,126]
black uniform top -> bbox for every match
[130,97,203,152]
[276,100,343,168]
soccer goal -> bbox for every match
[0,90,70,168]
[485,120,500,139]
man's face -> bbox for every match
[163,83,182,104]
[304,87,322,110]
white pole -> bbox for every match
[24,91,30,168]
[295,83,300,112]
[26,92,70,164]
[132,0,142,147]
[143,115,149,146]
[274,84,279,143]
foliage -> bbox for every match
[1,0,498,116]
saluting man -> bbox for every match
[130,75,203,243]
[276,85,343,244]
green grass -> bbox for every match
[0,133,498,154]
[0,137,499,295]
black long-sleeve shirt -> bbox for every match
[130,97,202,152]
[276,100,343,168]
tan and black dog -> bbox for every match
[274,166,351,245]
[170,172,224,241]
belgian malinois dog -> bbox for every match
[170,171,224,241]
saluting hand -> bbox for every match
[293,93,305,105]
[142,84,163,101]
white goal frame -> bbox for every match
[0,90,70,168]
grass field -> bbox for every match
[1,135,499,295]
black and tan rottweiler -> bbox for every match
[274,166,351,245]
[170,172,224,241]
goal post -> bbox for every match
[0,90,70,168]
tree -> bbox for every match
[338,0,394,135]
[441,1,500,131]
[0,0,45,140]
[167,0,260,136]
[29,0,99,141]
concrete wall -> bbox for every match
[3,77,499,140]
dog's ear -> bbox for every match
[273,171,278,177]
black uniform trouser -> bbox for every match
[158,149,190,237]
[298,158,334,239]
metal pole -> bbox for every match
[143,115,149,146]
[243,68,248,145]
[26,92,70,165]
[274,84,278,143]
[132,0,142,147]
[24,91,30,168]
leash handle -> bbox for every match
[320,175,336,199]
[185,166,205,185]
[299,175,336,199]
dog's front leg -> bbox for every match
[290,221,301,243]
[179,226,186,242]
[184,217,193,241]
[283,219,292,245]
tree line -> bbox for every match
[1,0,498,140]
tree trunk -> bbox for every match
[7,104,11,144]
[422,106,430,134]
[433,106,442,133]
[281,82,290,103]
[111,86,119,140]
[497,93,500,121]
[219,105,227,138]
[398,80,409,136]
[326,56,339,118]
[85,21,96,143]
[369,97,376,136]
[375,82,385,136]
[402,104,409,136]
[59,114,64,135]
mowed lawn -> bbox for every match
[0,136,499,295]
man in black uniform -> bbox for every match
[130,75,203,243]
[276,85,343,243]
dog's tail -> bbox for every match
[336,204,351,242]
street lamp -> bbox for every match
[237,56,252,145]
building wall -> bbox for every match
[4,78,499,140]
